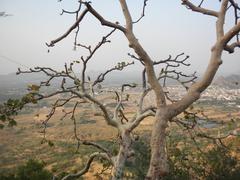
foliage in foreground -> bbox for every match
[0,95,37,129]
[123,134,240,179]
[0,159,52,180]
[1,134,240,180]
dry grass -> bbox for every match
[0,92,239,178]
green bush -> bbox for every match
[124,134,240,180]
[206,147,240,180]
[0,159,52,180]
[124,136,151,179]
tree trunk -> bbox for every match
[112,131,132,180]
[146,109,169,180]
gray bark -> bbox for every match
[112,130,132,180]
[146,110,169,179]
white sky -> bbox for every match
[0,0,239,76]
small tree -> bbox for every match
[0,159,52,180]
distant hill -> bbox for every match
[0,72,51,102]
[0,71,142,89]
[1,72,239,102]
[0,71,142,102]
[0,73,46,89]
[213,74,240,89]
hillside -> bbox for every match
[213,74,240,89]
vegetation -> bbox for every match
[2,132,240,179]
[166,135,240,180]
[0,159,52,180]
[123,132,240,180]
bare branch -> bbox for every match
[129,110,155,132]
[47,1,126,48]
[93,61,134,87]
[71,91,118,127]
[114,91,123,122]
[80,28,117,90]
[224,41,240,53]
[198,0,205,7]
[121,83,137,92]
[138,88,152,113]
[60,3,82,16]
[68,101,113,155]
[181,0,219,17]
[85,3,126,32]
[133,0,148,24]
[119,0,133,31]
[82,141,111,155]
[222,21,240,46]
[46,9,88,47]
[61,152,112,180]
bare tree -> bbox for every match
[15,52,196,180]
[46,0,240,179]
[3,0,240,179]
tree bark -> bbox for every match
[89,83,98,115]
[112,130,132,180]
[146,109,169,180]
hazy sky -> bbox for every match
[0,0,239,76]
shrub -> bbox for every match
[0,159,52,180]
